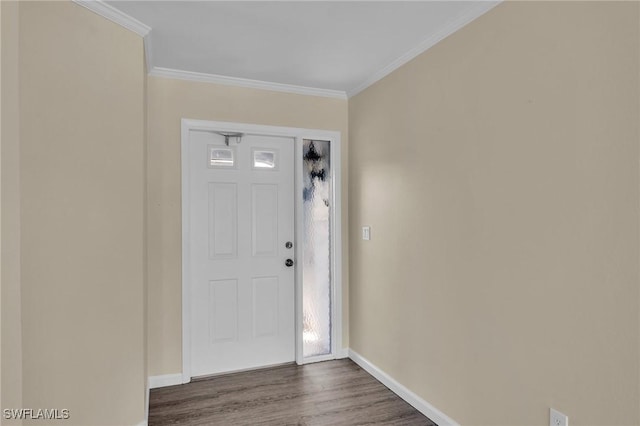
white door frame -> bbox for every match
[181,119,342,382]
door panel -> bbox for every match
[189,130,295,377]
[208,183,238,259]
[252,276,279,338]
[209,279,238,342]
[252,184,279,256]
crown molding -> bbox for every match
[149,67,348,100]
[72,0,151,37]
[347,1,501,97]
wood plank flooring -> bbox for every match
[149,359,436,426]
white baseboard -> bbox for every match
[136,421,147,426]
[348,349,460,426]
[148,373,183,389]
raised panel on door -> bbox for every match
[209,279,238,342]
[208,183,238,259]
[252,276,279,338]
[252,184,278,257]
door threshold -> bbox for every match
[191,361,297,381]
[300,353,336,365]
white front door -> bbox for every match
[188,130,295,377]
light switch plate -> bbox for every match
[550,408,568,426]
[362,226,371,241]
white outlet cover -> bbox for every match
[550,408,568,426]
[362,226,371,241]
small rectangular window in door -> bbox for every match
[208,146,235,168]
[253,149,278,170]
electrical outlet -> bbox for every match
[550,408,568,426]
[362,226,371,241]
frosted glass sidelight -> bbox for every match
[302,140,332,357]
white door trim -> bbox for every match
[181,119,342,382]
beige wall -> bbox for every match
[1,1,23,423]
[349,2,640,425]
[16,2,146,425]
[147,76,348,375]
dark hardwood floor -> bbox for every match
[149,359,436,425]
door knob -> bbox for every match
[285,259,294,267]
[285,241,293,249]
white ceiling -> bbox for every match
[103,1,498,97]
